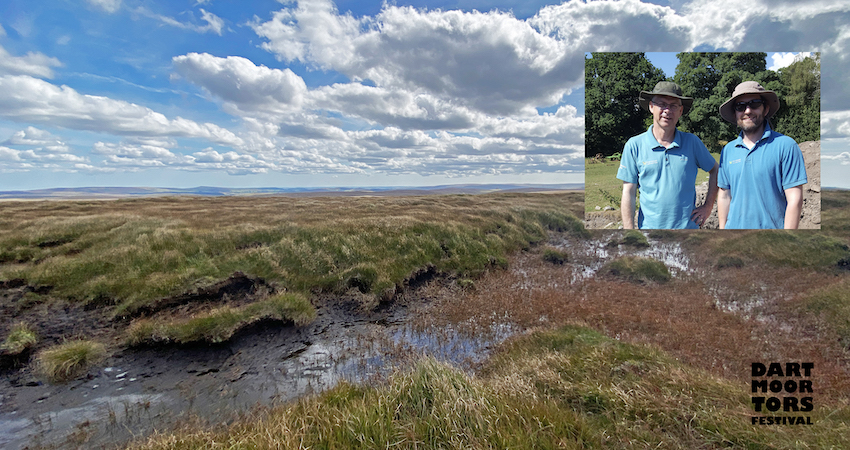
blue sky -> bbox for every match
[1,0,848,190]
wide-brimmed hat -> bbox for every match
[719,81,780,124]
[639,81,693,114]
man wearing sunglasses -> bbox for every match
[617,81,719,229]
[717,81,807,229]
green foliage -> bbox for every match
[598,188,619,208]
[129,325,850,449]
[542,248,569,265]
[799,279,850,347]
[1,322,38,355]
[126,293,315,345]
[774,53,820,143]
[1,196,584,315]
[673,52,820,151]
[585,53,666,157]
[584,158,625,213]
[714,231,850,269]
[621,230,649,248]
[36,340,106,383]
[674,52,773,152]
[715,255,745,269]
[600,256,671,283]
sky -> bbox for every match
[0,0,848,190]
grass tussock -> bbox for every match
[599,256,671,283]
[1,322,38,355]
[715,255,745,269]
[798,278,850,348]
[542,247,569,265]
[620,230,650,247]
[129,325,850,450]
[0,194,584,316]
[126,293,315,345]
[713,231,850,270]
[35,340,106,383]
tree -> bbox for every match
[773,54,820,143]
[673,52,774,152]
[585,53,666,157]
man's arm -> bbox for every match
[784,185,803,229]
[717,188,731,229]
[621,182,637,229]
[691,162,719,226]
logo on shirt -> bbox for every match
[641,160,658,166]
[729,158,742,165]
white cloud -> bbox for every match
[821,110,850,139]
[134,7,225,35]
[252,0,579,115]
[172,53,308,114]
[0,44,62,78]
[0,75,243,146]
[531,0,692,51]
[0,146,22,161]
[4,126,60,146]
[821,151,850,165]
[769,52,813,71]
[87,0,122,14]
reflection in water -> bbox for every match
[0,309,518,450]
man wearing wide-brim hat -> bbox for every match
[616,81,718,229]
[716,81,807,229]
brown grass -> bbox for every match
[433,246,850,401]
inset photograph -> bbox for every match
[584,52,820,230]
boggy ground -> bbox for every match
[2,191,850,449]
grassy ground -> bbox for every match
[584,153,720,214]
[128,325,850,449]
[4,190,850,449]
[0,192,585,380]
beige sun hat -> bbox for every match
[639,81,693,114]
[719,81,780,124]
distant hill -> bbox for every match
[0,184,584,200]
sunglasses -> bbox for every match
[734,99,765,112]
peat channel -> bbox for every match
[0,285,512,450]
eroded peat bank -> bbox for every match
[2,191,850,449]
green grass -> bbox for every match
[584,159,624,214]
[621,230,649,247]
[798,278,850,348]
[1,322,38,355]
[128,325,850,449]
[712,231,850,270]
[0,194,586,317]
[822,190,850,234]
[542,247,569,265]
[126,293,316,345]
[35,340,106,383]
[599,256,671,283]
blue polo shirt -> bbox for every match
[718,123,807,229]
[617,126,716,229]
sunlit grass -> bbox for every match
[599,256,671,283]
[125,293,315,345]
[35,340,106,383]
[127,325,850,449]
[1,322,38,355]
[0,194,585,317]
[798,277,850,348]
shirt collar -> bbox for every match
[647,125,680,150]
[737,121,772,143]
[734,121,772,150]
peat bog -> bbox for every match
[2,191,850,449]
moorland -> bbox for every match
[1,190,849,449]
